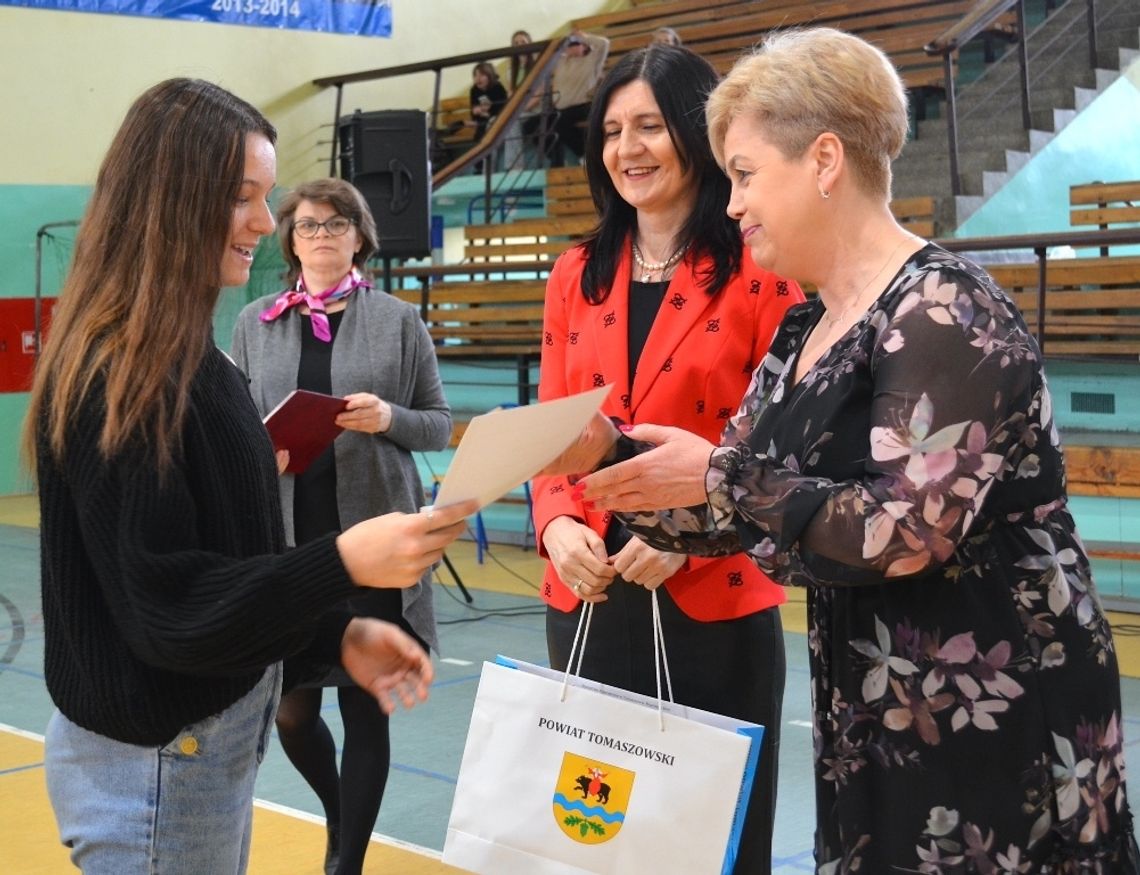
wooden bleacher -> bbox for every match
[988,257,1140,358]
[404,168,938,364]
[955,180,1140,359]
[393,180,594,346]
[1042,181,1140,562]
[575,0,980,94]
[1067,440,1140,564]
[433,95,477,165]
[1071,180,1140,254]
[544,166,937,237]
[1065,444,1140,500]
[392,277,548,358]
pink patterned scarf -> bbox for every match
[259,267,371,342]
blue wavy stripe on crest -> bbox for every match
[552,793,626,823]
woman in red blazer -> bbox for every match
[532,46,804,875]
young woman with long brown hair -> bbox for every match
[22,77,472,874]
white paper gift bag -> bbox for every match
[441,654,764,874]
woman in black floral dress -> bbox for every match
[550,27,1140,874]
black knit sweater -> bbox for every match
[37,345,359,745]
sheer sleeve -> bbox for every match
[618,260,1046,587]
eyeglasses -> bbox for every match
[293,216,355,238]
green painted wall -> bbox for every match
[0,186,89,299]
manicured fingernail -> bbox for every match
[571,484,585,499]
[582,500,596,510]
[618,424,633,433]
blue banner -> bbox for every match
[0,0,392,37]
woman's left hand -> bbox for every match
[337,392,392,434]
[340,618,434,713]
[610,538,685,590]
[578,423,714,512]
[538,411,621,479]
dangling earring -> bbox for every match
[819,189,830,200]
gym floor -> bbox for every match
[3,494,1140,873]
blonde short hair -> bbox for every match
[707,28,909,199]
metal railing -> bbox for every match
[938,225,1140,354]
[925,0,1102,196]
[312,37,568,217]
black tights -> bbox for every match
[275,684,391,875]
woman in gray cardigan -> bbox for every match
[231,178,450,875]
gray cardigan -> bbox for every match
[230,286,451,653]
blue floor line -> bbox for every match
[1,633,45,646]
[0,760,44,776]
[0,665,44,681]
[432,672,485,689]
[389,762,457,784]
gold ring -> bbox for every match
[573,579,584,593]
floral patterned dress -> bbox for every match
[616,245,1139,873]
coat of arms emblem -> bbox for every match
[551,752,635,845]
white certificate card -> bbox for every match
[433,384,613,510]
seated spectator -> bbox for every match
[649,26,681,46]
[470,61,509,174]
[523,30,609,167]
[470,62,508,142]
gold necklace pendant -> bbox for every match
[820,234,914,329]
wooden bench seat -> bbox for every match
[435,95,476,150]
[600,0,970,98]
[1063,443,1140,499]
[1070,180,1140,255]
[572,0,760,33]
[987,256,1140,357]
[393,280,547,358]
[464,215,596,265]
[544,167,937,236]
[1071,181,1140,230]
[891,196,937,238]
[395,212,592,374]
[1084,540,1140,562]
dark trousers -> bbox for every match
[547,577,785,875]
[552,103,590,165]
[522,103,591,167]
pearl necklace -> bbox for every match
[632,241,688,282]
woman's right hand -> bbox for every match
[542,515,616,602]
[336,500,478,589]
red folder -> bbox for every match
[262,390,349,474]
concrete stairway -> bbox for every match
[892,0,1140,233]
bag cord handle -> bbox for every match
[560,590,675,730]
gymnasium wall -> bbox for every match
[0,0,611,494]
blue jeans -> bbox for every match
[45,664,282,874]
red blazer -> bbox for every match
[533,241,805,620]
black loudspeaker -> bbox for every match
[338,109,431,260]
